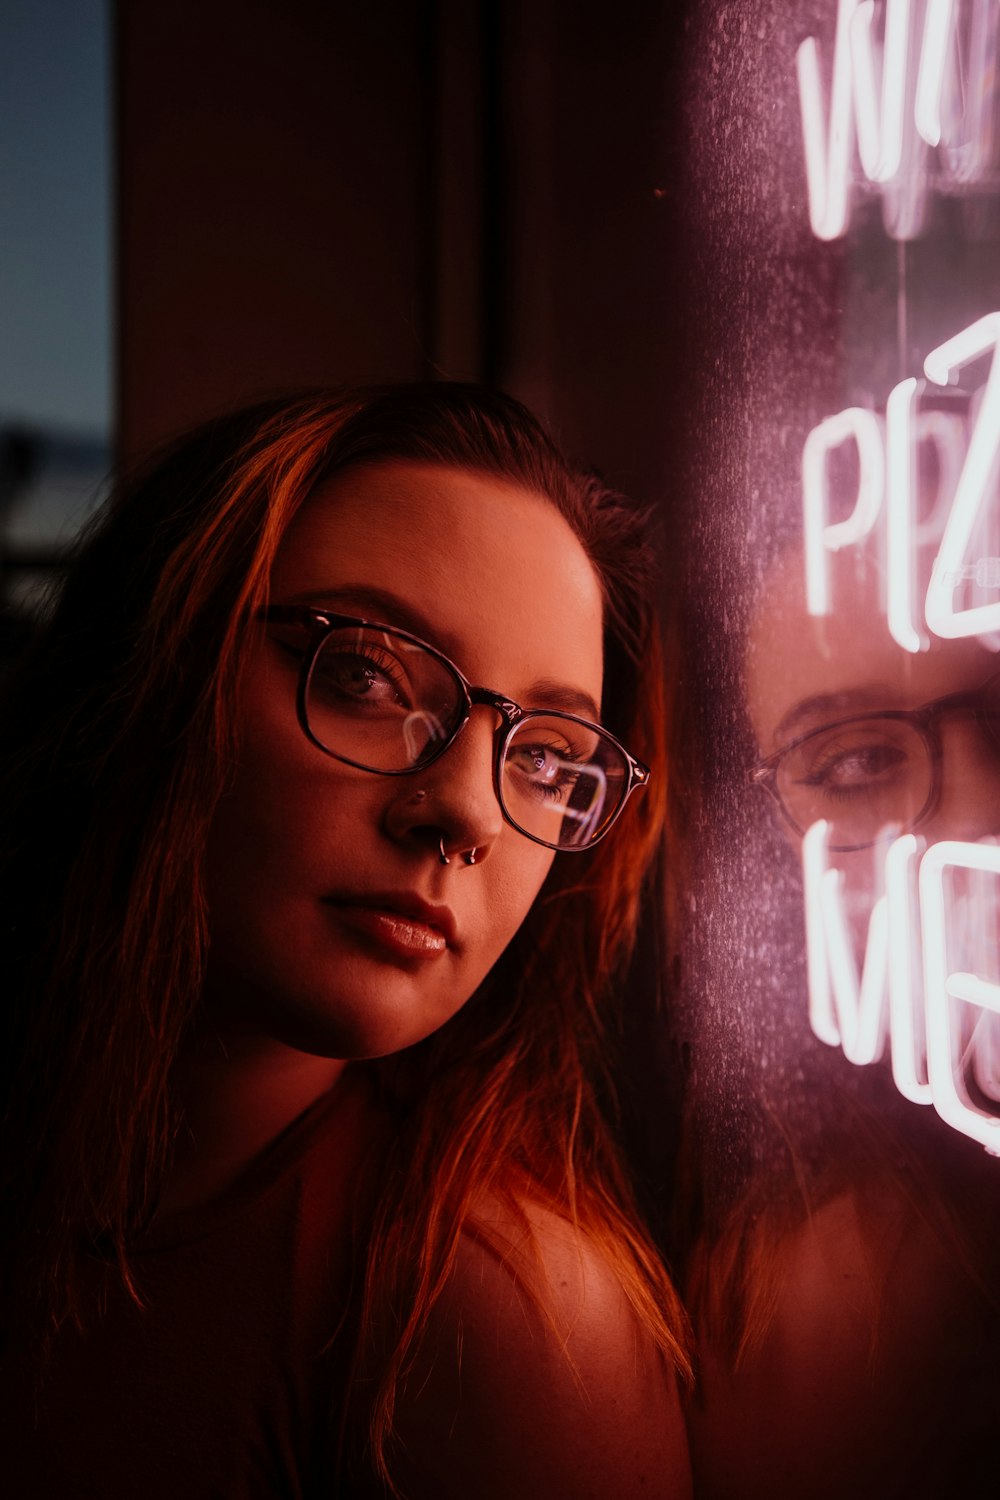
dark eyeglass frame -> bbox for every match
[262,605,650,852]
[749,671,1000,852]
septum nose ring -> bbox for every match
[438,838,478,867]
[414,791,476,867]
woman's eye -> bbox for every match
[507,741,582,799]
[312,648,410,711]
[798,740,908,799]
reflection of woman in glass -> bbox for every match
[0,385,691,1497]
[748,548,1000,862]
[684,540,1000,1500]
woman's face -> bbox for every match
[203,460,605,1060]
[748,543,1000,892]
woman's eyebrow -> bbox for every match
[287,584,460,655]
[524,679,602,721]
[774,683,900,741]
[283,585,602,720]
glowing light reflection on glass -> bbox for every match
[804,821,1000,1149]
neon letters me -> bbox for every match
[804,822,1000,1150]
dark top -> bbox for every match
[1,1066,391,1499]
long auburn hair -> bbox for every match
[0,383,689,1480]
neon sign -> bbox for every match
[804,821,1000,1149]
[794,4,1000,1150]
[797,0,998,240]
[803,312,1000,652]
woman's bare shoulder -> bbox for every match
[389,1196,692,1500]
[688,1186,1000,1500]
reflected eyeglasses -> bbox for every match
[263,606,650,852]
[749,672,1000,852]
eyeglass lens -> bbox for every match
[776,718,934,849]
[304,623,628,849]
[776,682,1000,849]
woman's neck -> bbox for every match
[158,1026,346,1216]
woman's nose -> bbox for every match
[382,708,505,862]
[924,718,1000,844]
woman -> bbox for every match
[0,384,691,1497]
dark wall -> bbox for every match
[117,0,439,454]
[116,0,689,508]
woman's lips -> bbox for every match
[322,892,457,959]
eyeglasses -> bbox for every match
[263,606,650,852]
[750,672,1000,852]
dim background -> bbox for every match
[0,0,690,550]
